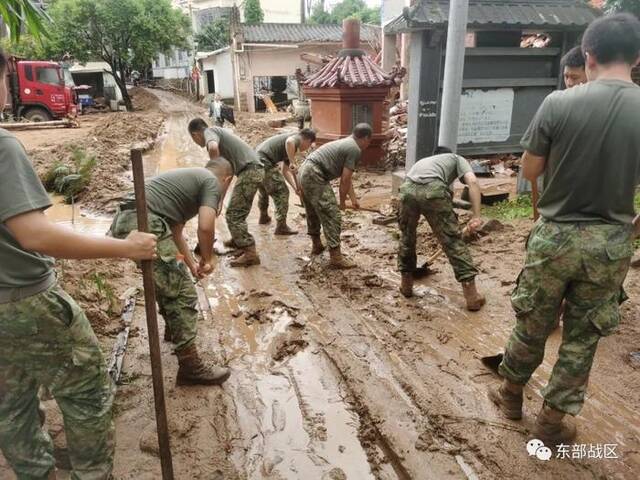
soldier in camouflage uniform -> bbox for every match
[256,128,316,235]
[189,118,264,267]
[110,168,231,387]
[397,147,485,311]
[0,46,157,480]
[299,124,372,269]
[489,13,640,445]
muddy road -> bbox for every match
[2,89,638,480]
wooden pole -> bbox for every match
[532,179,540,221]
[130,148,175,480]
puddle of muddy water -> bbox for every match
[45,194,112,235]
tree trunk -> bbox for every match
[111,59,133,111]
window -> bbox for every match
[24,65,33,81]
[352,104,372,128]
[36,67,61,85]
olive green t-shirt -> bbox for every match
[145,168,222,225]
[522,79,640,224]
[0,128,55,289]
[257,133,300,167]
[203,127,261,175]
[406,153,472,186]
[306,136,361,181]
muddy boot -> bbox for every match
[310,235,325,255]
[400,273,413,298]
[176,344,231,386]
[229,244,261,267]
[329,247,355,269]
[274,221,298,236]
[259,211,272,225]
[488,379,524,420]
[533,404,577,445]
[462,279,486,311]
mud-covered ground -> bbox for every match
[1,90,638,480]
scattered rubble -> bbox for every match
[383,100,408,169]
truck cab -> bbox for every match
[4,58,78,122]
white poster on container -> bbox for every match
[458,88,514,144]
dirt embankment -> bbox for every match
[27,87,164,212]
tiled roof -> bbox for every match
[241,23,380,44]
[303,54,405,88]
[385,0,600,34]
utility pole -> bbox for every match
[437,0,469,152]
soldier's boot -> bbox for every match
[176,344,231,386]
[223,238,237,248]
[311,235,325,255]
[229,245,261,267]
[259,211,272,225]
[329,247,356,269]
[487,379,524,420]
[533,404,577,445]
[400,273,413,298]
[462,279,486,311]
[274,220,298,236]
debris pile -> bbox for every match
[383,100,408,169]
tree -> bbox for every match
[244,0,264,24]
[0,0,48,42]
[0,35,49,59]
[195,19,230,52]
[605,0,640,17]
[46,0,190,110]
[309,0,381,25]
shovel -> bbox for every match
[481,353,504,374]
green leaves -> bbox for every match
[244,0,264,24]
[309,0,381,25]
[0,0,50,42]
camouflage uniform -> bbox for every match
[299,162,342,248]
[397,180,478,282]
[0,286,115,479]
[499,220,633,415]
[257,165,290,223]
[226,166,265,248]
[109,208,197,351]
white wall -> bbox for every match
[200,50,234,99]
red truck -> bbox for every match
[3,57,78,122]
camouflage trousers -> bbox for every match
[299,162,341,249]
[397,180,478,282]
[499,220,633,415]
[0,285,115,480]
[109,209,198,351]
[257,164,290,223]
[226,166,265,248]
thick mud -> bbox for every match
[3,89,638,480]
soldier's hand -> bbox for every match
[198,262,213,278]
[125,231,157,260]
[351,199,360,210]
[467,217,483,233]
[339,202,347,211]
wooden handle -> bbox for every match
[131,149,175,480]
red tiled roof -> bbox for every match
[303,54,405,89]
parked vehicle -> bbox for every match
[2,56,78,122]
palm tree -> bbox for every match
[0,0,49,42]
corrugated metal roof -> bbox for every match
[385,0,600,33]
[303,54,405,88]
[241,23,380,44]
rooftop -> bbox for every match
[385,0,600,34]
[240,22,380,44]
[302,54,405,89]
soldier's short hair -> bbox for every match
[352,123,373,139]
[561,46,585,69]
[582,13,640,65]
[299,128,316,142]
[188,117,209,134]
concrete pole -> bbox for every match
[437,0,469,152]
